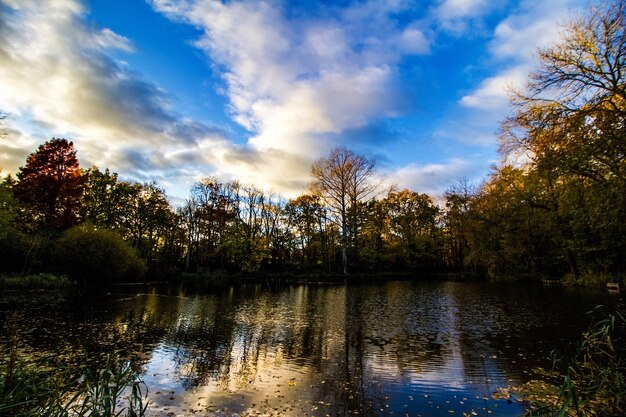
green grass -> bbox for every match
[0,273,72,290]
[0,351,149,417]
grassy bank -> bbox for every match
[0,273,72,290]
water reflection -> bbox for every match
[1,281,620,416]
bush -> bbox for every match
[54,225,146,284]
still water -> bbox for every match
[1,281,621,416]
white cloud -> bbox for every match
[151,0,430,192]
[460,67,527,109]
[381,158,485,197]
[0,0,234,200]
[459,0,586,111]
[432,0,498,34]
[94,28,135,52]
[436,0,492,19]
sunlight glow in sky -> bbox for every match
[0,0,588,203]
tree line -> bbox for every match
[0,2,624,285]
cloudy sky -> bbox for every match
[0,0,589,202]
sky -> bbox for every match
[0,0,590,204]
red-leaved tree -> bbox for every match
[14,138,86,229]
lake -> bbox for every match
[0,280,621,416]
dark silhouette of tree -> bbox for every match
[14,138,85,229]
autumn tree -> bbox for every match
[499,1,626,280]
[385,189,441,270]
[311,147,376,274]
[14,138,86,229]
[285,194,327,268]
[189,177,236,269]
[502,1,626,183]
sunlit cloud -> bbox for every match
[0,0,231,199]
[151,0,430,194]
[0,0,594,202]
[460,68,527,110]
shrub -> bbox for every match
[54,224,146,284]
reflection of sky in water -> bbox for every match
[2,281,618,416]
[139,283,540,416]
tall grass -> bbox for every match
[527,305,626,417]
[0,349,149,417]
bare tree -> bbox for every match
[310,147,376,274]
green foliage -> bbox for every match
[0,273,71,290]
[54,224,146,284]
[0,355,62,416]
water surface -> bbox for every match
[1,280,620,416]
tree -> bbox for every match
[499,1,626,280]
[80,167,124,227]
[502,1,626,184]
[443,179,478,272]
[0,176,16,238]
[311,147,376,274]
[14,138,85,229]
[285,194,327,268]
[385,189,440,270]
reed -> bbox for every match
[0,350,149,417]
[526,305,626,417]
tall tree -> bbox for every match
[80,167,124,227]
[502,1,626,183]
[311,147,375,274]
[499,1,626,279]
[14,138,85,229]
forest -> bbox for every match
[0,2,624,287]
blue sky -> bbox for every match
[0,0,589,203]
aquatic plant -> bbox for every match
[63,356,149,417]
[526,305,626,417]
[0,350,149,417]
